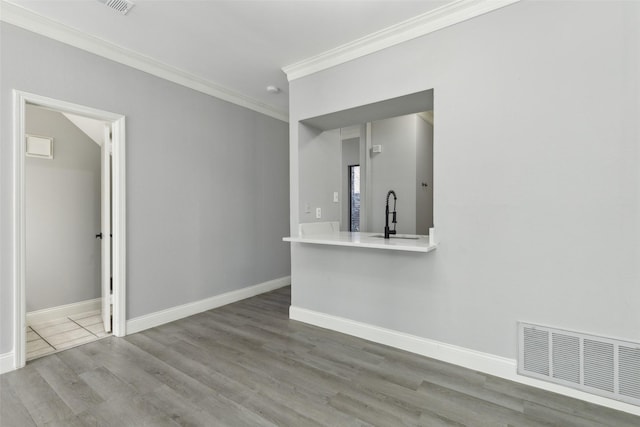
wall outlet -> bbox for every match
[315,207,322,219]
[333,192,339,203]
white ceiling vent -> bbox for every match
[518,322,640,406]
[98,0,135,15]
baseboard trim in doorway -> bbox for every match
[0,351,14,374]
[26,298,102,326]
[126,276,291,335]
[289,306,640,417]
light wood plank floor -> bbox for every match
[2,286,638,426]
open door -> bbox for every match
[101,124,112,332]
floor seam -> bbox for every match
[68,316,100,338]
[28,325,57,350]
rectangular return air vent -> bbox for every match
[518,322,640,406]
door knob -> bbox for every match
[96,233,103,239]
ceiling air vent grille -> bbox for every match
[518,322,640,407]
[98,0,135,15]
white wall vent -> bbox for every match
[25,135,53,159]
[98,0,135,15]
[518,322,640,406]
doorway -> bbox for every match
[12,91,126,369]
[348,164,360,231]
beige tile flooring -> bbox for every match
[26,310,111,361]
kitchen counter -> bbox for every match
[283,231,436,253]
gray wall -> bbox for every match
[25,105,101,312]
[415,115,433,234]
[289,0,640,359]
[370,114,417,234]
[0,23,290,353]
[298,126,341,224]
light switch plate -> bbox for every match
[333,192,339,203]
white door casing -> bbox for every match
[12,90,126,370]
[101,124,112,332]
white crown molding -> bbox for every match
[289,306,640,416]
[283,0,521,81]
[0,1,288,123]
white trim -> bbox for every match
[289,306,640,416]
[13,90,127,369]
[127,276,291,334]
[0,0,288,123]
[26,298,102,325]
[111,118,126,337]
[12,89,26,372]
[0,352,14,374]
[282,0,521,81]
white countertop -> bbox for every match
[283,231,437,253]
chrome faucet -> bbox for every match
[384,190,397,239]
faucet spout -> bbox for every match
[384,190,397,239]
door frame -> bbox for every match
[12,90,127,369]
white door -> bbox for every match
[101,124,112,332]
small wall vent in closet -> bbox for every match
[25,135,53,159]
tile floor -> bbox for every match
[26,310,111,361]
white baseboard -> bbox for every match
[127,276,290,334]
[27,298,102,325]
[289,306,640,417]
[0,351,15,374]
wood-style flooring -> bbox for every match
[1,286,638,426]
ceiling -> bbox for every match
[3,0,457,118]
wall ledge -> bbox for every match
[289,305,640,416]
[126,276,291,335]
